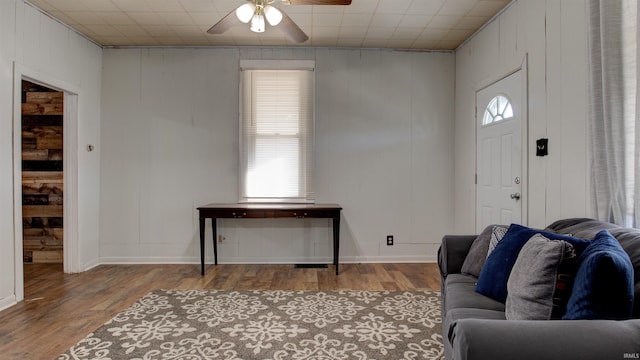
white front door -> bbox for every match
[476,70,525,233]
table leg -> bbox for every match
[333,216,340,275]
[199,216,205,275]
[212,218,218,265]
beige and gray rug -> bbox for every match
[58,290,443,360]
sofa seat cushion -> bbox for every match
[445,273,478,285]
[444,275,505,313]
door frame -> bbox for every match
[12,62,80,302]
[475,56,529,231]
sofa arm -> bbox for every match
[437,235,476,277]
[451,318,640,360]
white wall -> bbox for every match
[454,0,590,233]
[0,0,102,310]
[100,47,455,264]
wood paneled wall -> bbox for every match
[22,81,63,263]
[453,0,589,233]
[100,48,455,263]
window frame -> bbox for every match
[238,60,315,203]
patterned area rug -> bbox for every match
[58,290,443,360]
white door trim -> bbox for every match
[474,56,529,230]
[12,62,80,302]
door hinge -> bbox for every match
[475,173,477,184]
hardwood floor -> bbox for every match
[0,262,441,359]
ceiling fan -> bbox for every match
[207,0,352,44]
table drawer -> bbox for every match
[271,210,334,218]
[201,209,265,218]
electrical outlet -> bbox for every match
[218,235,225,243]
[386,235,394,246]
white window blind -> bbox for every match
[239,66,314,203]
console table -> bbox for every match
[197,203,342,275]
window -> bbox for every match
[482,95,514,126]
[239,60,314,203]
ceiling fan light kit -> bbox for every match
[207,0,352,44]
[250,13,266,32]
[264,5,283,26]
[236,3,256,23]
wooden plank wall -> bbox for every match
[22,81,63,263]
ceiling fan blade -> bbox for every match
[279,11,309,43]
[284,0,351,4]
[207,9,239,34]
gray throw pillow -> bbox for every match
[461,225,507,277]
[506,234,574,320]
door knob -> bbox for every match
[510,192,521,200]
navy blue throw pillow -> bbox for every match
[476,223,590,303]
[563,230,634,320]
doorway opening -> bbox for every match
[21,80,64,278]
[13,64,80,304]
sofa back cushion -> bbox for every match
[461,225,508,277]
[548,219,640,318]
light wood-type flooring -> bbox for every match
[0,262,441,359]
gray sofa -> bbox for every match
[438,218,640,360]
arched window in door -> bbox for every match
[482,95,514,126]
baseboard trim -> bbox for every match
[82,258,101,272]
[99,257,201,265]
[0,295,17,312]
[341,255,438,263]
[97,255,437,265]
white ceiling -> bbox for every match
[27,0,512,50]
